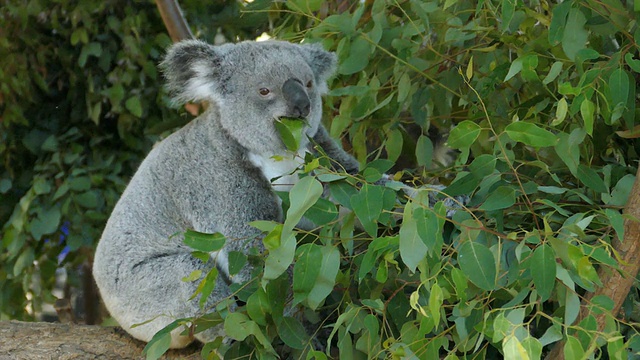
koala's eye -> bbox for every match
[306,80,313,88]
[259,88,271,96]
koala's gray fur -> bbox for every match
[92,39,359,348]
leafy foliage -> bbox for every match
[4,0,640,359]
[160,0,639,358]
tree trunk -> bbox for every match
[154,0,193,42]
[546,166,640,359]
[0,320,201,360]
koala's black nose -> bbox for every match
[282,78,310,118]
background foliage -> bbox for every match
[2,0,640,359]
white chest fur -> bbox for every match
[247,149,307,192]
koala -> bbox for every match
[92,39,359,349]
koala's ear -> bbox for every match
[160,40,224,105]
[298,43,337,85]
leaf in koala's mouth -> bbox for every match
[275,117,306,152]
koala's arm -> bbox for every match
[311,125,359,175]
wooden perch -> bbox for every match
[546,165,640,359]
[0,320,201,359]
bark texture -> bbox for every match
[546,166,640,359]
[0,321,200,360]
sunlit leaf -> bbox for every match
[448,120,481,149]
[275,117,307,152]
[505,122,558,147]
[183,230,226,252]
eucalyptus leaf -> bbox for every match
[457,241,497,291]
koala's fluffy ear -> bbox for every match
[160,40,224,105]
[298,43,337,93]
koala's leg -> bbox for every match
[95,249,233,348]
[311,125,360,174]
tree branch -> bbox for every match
[0,320,201,359]
[546,166,640,359]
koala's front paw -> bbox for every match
[342,157,360,175]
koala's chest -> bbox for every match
[247,149,307,192]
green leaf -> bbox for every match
[247,288,270,326]
[284,176,322,236]
[530,244,556,302]
[13,248,35,276]
[505,122,558,148]
[504,56,523,81]
[554,128,585,176]
[563,336,585,359]
[78,42,102,67]
[397,72,412,103]
[350,184,384,237]
[69,176,91,191]
[275,117,307,152]
[399,201,428,272]
[339,36,372,75]
[609,69,629,111]
[224,312,275,353]
[580,99,595,135]
[30,206,61,241]
[183,230,226,252]
[565,290,581,325]
[607,174,635,207]
[576,164,607,193]
[520,336,542,360]
[562,8,588,61]
[607,335,626,360]
[74,191,99,208]
[285,0,323,14]
[479,186,515,211]
[263,224,283,250]
[125,96,143,117]
[625,53,640,73]
[227,251,247,276]
[142,320,182,360]
[263,230,296,283]
[469,154,497,179]
[144,332,172,360]
[543,61,563,85]
[448,120,481,149]
[444,173,480,197]
[501,0,516,32]
[385,128,403,163]
[307,245,340,310]
[552,98,568,126]
[33,177,51,194]
[293,244,322,305]
[503,336,528,360]
[428,283,443,326]
[414,204,444,253]
[305,198,339,226]
[457,241,497,291]
[276,316,309,350]
[0,178,11,194]
[549,2,571,45]
[197,268,219,308]
[182,269,203,282]
[416,134,434,167]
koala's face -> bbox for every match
[161,40,337,155]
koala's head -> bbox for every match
[160,39,336,155]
